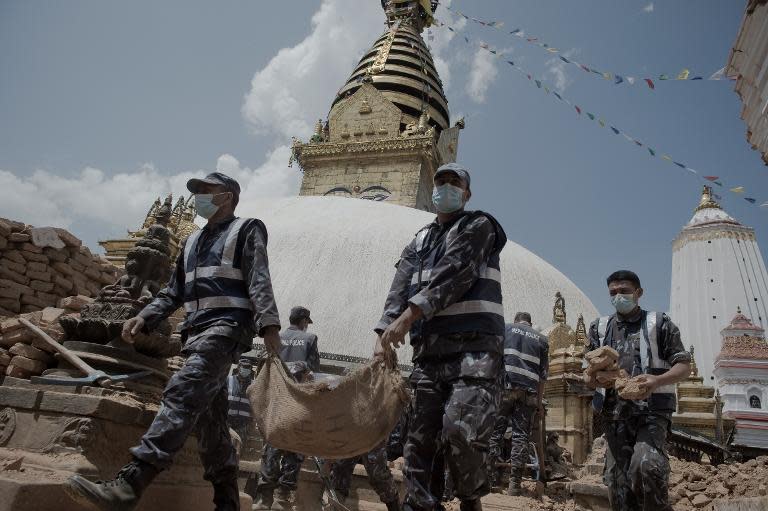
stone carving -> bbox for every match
[0,408,16,446]
[60,197,175,357]
[553,291,566,324]
[56,417,100,453]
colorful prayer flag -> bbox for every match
[745,198,757,204]
[730,186,745,193]
[648,148,656,156]
[676,69,690,80]
[704,176,720,181]
[611,127,620,135]
[575,106,582,114]
[645,79,655,89]
[587,113,595,120]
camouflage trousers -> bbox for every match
[130,324,250,484]
[257,443,305,490]
[488,388,536,483]
[403,351,501,511]
[603,413,673,511]
[328,442,399,504]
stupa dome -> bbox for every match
[240,196,599,364]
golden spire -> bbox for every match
[695,185,721,212]
[688,344,699,377]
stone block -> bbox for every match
[26,261,48,273]
[0,278,33,294]
[0,219,10,237]
[30,280,55,293]
[84,266,102,281]
[53,274,74,291]
[0,298,21,315]
[0,257,26,274]
[0,237,7,250]
[0,329,32,348]
[19,243,43,254]
[9,343,53,364]
[58,295,93,311]
[5,363,33,379]
[0,265,28,285]
[3,250,26,265]
[69,259,86,273]
[40,307,65,325]
[20,293,47,309]
[0,286,21,300]
[54,227,82,248]
[29,227,66,249]
[18,249,48,263]
[51,261,75,276]
[26,270,51,283]
[9,354,46,373]
[73,252,93,268]
[8,233,30,243]
[0,349,10,367]
[42,247,68,263]
[35,291,59,307]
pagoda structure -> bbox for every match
[670,185,768,383]
[541,294,593,464]
[714,308,768,452]
[673,345,734,442]
[290,0,464,211]
[99,194,198,267]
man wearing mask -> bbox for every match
[488,312,548,496]
[252,306,319,510]
[587,270,691,511]
[66,172,282,511]
[374,163,508,511]
[227,358,255,445]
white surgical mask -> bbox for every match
[193,194,220,219]
[238,368,252,378]
[611,294,637,315]
[432,184,465,213]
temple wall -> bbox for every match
[0,217,121,318]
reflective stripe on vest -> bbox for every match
[505,364,540,382]
[592,316,610,411]
[183,218,253,314]
[409,213,505,337]
[227,376,252,417]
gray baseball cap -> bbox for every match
[289,306,313,324]
[186,172,241,196]
[434,163,471,189]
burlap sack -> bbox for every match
[248,354,410,459]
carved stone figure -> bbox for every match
[553,291,566,324]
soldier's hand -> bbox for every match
[634,374,659,400]
[262,326,281,355]
[380,304,423,350]
[122,317,145,344]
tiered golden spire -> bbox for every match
[694,185,722,212]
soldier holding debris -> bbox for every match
[586,270,691,511]
[252,306,319,511]
[374,163,507,511]
[66,172,282,511]
[488,312,549,496]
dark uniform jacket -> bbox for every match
[588,309,690,418]
[375,210,507,361]
[503,322,549,393]
[139,215,281,340]
[279,325,320,372]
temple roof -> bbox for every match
[330,2,449,132]
[721,307,766,335]
[685,186,740,228]
[718,308,768,361]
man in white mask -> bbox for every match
[374,163,508,511]
[66,172,282,511]
[586,270,691,511]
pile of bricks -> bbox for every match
[0,217,121,318]
[0,297,92,379]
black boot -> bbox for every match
[459,499,482,511]
[65,459,159,511]
[213,478,241,511]
[507,469,523,496]
[385,500,402,511]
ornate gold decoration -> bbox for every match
[368,20,400,75]
[575,314,587,346]
[695,185,721,212]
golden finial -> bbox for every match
[695,185,721,212]
[689,344,699,377]
[575,314,587,345]
[737,305,742,315]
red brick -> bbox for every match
[9,343,53,363]
[5,364,32,379]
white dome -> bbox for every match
[240,197,599,363]
[687,207,739,228]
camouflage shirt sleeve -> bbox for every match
[660,314,691,366]
[243,221,281,337]
[408,215,496,320]
[138,241,186,331]
[375,238,419,333]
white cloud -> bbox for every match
[545,49,579,93]
[0,149,300,235]
[643,3,654,13]
[427,0,467,92]
[466,44,499,103]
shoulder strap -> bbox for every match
[596,316,612,346]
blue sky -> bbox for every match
[0,0,765,316]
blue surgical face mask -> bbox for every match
[611,293,637,315]
[238,367,252,378]
[194,194,220,219]
[432,184,465,213]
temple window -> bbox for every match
[750,395,761,409]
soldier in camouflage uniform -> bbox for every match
[325,442,400,511]
[375,163,508,511]
[65,172,282,511]
[587,270,691,511]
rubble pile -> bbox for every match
[0,301,90,378]
[668,456,768,510]
[0,217,122,318]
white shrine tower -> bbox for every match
[670,186,768,383]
